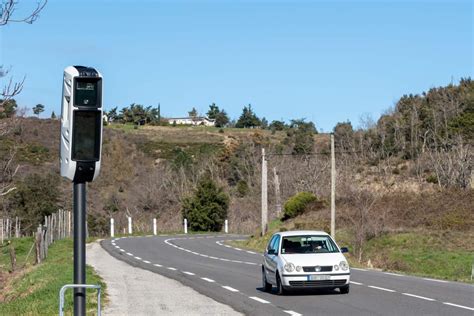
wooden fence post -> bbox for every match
[9,240,17,272]
[35,225,42,264]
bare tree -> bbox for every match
[0,0,47,25]
[0,0,47,211]
[0,0,47,108]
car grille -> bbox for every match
[302,266,333,272]
[289,280,347,287]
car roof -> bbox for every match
[275,230,330,237]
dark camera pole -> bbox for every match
[73,182,86,316]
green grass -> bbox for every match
[0,237,36,273]
[0,238,106,315]
[361,231,474,282]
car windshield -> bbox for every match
[280,235,339,254]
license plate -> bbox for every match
[308,274,330,281]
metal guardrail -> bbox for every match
[59,284,101,316]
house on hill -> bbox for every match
[166,116,215,127]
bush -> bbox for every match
[426,174,438,184]
[236,180,249,197]
[182,176,229,231]
[283,191,317,220]
[10,174,60,234]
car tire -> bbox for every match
[262,268,272,292]
[340,284,350,294]
[276,273,287,295]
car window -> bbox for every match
[281,235,339,254]
[267,235,277,252]
[270,235,280,254]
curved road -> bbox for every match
[102,234,474,316]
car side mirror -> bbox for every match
[340,247,349,253]
[268,249,277,255]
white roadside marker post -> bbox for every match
[110,218,114,237]
[184,218,188,234]
[128,217,132,235]
[225,219,228,234]
[153,218,157,235]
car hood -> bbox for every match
[280,253,347,267]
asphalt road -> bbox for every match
[102,234,474,316]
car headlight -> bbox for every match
[339,261,349,271]
[284,263,295,272]
[295,265,302,272]
[333,264,340,271]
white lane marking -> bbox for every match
[402,293,436,301]
[134,256,142,260]
[351,268,367,271]
[119,249,125,252]
[249,296,270,304]
[423,278,448,283]
[143,260,151,264]
[384,272,404,277]
[368,285,396,292]
[153,263,162,267]
[350,281,364,285]
[225,245,231,248]
[114,245,120,249]
[164,237,260,266]
[246,251,256,254]
[284,311,302,316]
[167,267,177,271]
[126,253,133,256]
[442,302,474,311]
[222,286,239,292]
[234,248,242,251]
[182,271,195,275]
[201,277,215,283]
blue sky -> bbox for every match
[1,0,472,131]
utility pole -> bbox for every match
[261,148,268,236]
[273,167,282,218]
[330,134,336,240]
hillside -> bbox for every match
[0,79,472,280]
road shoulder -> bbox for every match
[86,241,242,316]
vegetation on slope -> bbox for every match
[0,238,105,315]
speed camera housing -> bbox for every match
[60,66,103,182]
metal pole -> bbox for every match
[330,134,336,240]
[261,148,268,236]
[73,182,86,316]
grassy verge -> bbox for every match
[0,238,106,315]
[0,237,37,273]
[229,223,474,283]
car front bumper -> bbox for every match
[281,272,350,289]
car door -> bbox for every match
[267,234,281,284]
[264,235,277,283]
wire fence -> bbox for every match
[35,209,72,264]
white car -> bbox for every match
[262,230,350,295]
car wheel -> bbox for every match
[262,268,272,292]
[340,284,350,294]
[276,273,287,295]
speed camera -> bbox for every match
[60,66,103,182]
